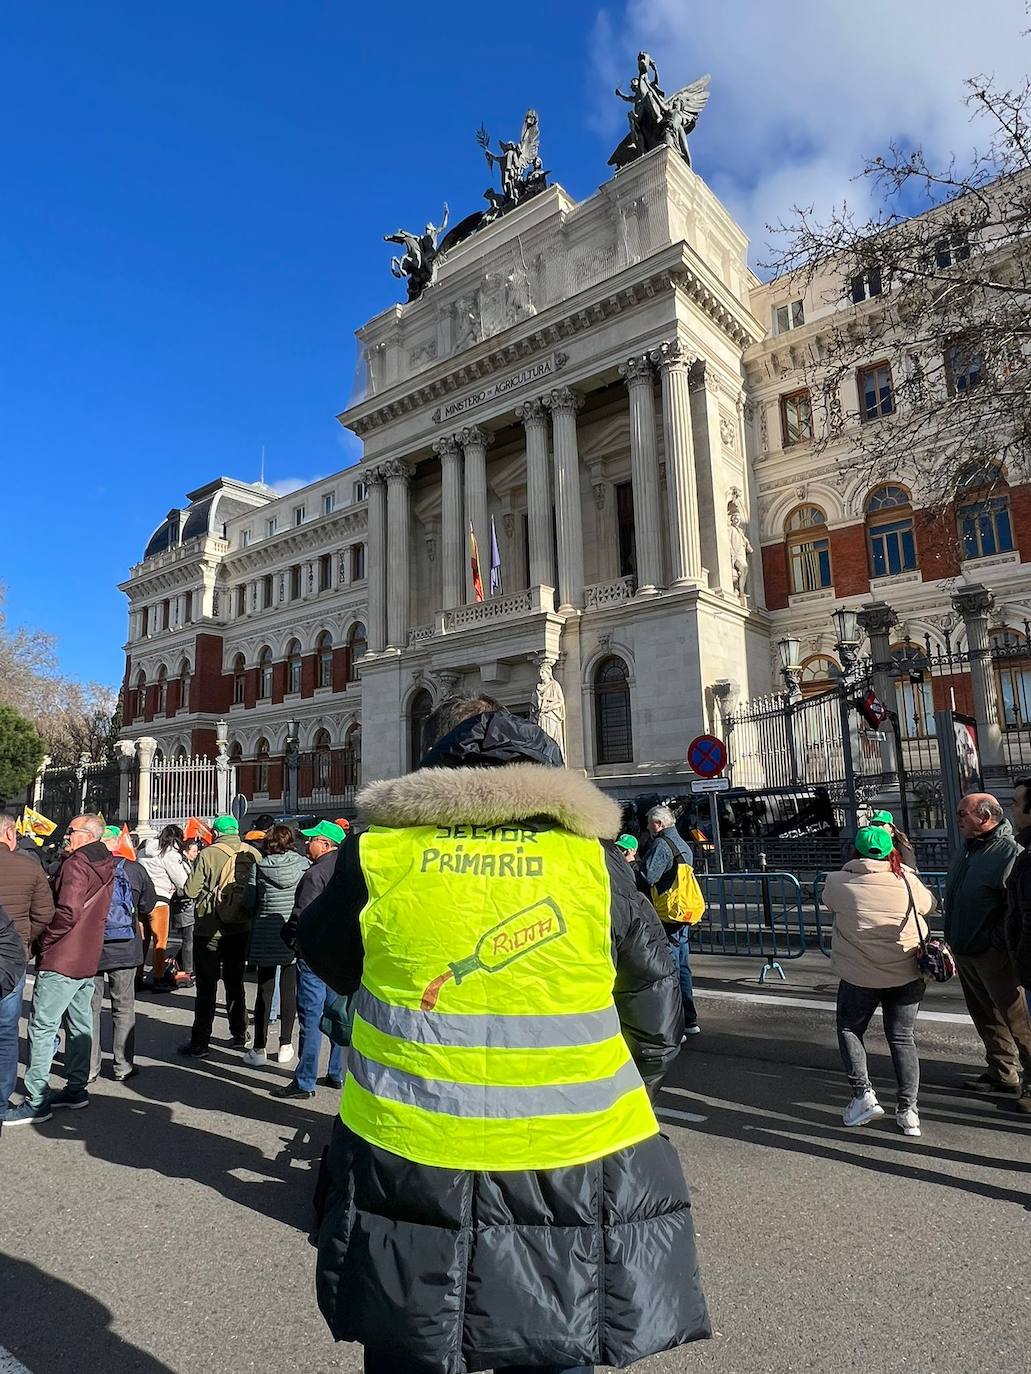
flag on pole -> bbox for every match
[489,514,503,597]
[469,522,485,603]
[23,806,58,837]
[184,816,214,844]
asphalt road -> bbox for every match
[1,959,1028,1374]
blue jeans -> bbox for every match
[668,928,698,1028]
[0,973,26,1108]
[295,959,344,1092]
[364,1357,591,1373]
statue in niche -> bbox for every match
[384,204,449,301]
[609,52,710,170]
[533,659,566,758]
[727,489,753,601]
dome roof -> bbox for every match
[141,478,272,562]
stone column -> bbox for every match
[460,426,492,602]
[544,387,585,613]
[689,360,736,591]
[215,719,232,814]
[857,600,900,773]
[135,736,158,838]
[656,340,704,586]
[517,399,555,591]
[619,354,663,595]
[383,460,413,648]
[115,742,135,824]
[953,583,1004,766]
[432,435,464,610]
[365,468,388,652]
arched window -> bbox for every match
[594,656,633,765]
[409,689,434,769]
[287,639,303,695]
[178,659,191,712]
[232,653,246,705]
[785,505,832,594]
[316,631,333,690]
[314,727,332,788]
[991,628,1031,731]
[258,646,273,699]
[135,670,147,719]
[156,665,168,716]
[865,485,917,578]
[956,465,1014,560]
[347,622,367,683]
[799,654,842,698]
[174,745,188,761]
[344,722,362,789]
[891,643,935,739]
[255,737,270,794]
[229,741,243,765]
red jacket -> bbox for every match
[37,841,115,978]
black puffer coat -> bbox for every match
[299,711,710,1372]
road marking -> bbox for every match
[0,1346,32,1374]
[657,1107,708,1124]
[693,987,973,1026]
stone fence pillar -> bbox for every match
[952,583,1004,768]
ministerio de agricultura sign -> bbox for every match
[432,352,568,424]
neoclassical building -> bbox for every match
[118,138,1031,815]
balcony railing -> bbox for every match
[583,576,636,609]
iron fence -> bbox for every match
[150,757,232,828]
[40,762,122,831]
[296,747,359,810]
[691,871,808,982]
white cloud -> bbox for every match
[591,1,1029,264]
[266,475,325,496]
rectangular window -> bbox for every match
[935,235,970,269]
[161,599,170,630]
[615,481,637,579]
[236,585,246,617]
[322,492,335,515]
[319,553,332,592]
[262,574,274,609]
[350,543,366,581]
[293,505,305,527]
[183,591,193,623]
[141,606,150,637]
[773,299,805,334]
[290,564,302,600]
[869,518,917,578]
[353,480,368,503]
[858,362,894,421]
[266,517,278,538]
[789,538,832,594]
[958,497,1014,560]
[850,268,882,303]
[780,390,813,446]
[239,528,251,549]
[946,342,983,395]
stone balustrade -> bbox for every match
[583,576,637,610]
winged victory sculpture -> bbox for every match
[477,110,549,222]
[384,204,449,301]
[609,52,710,170]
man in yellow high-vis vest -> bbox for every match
[298,697,710,1374]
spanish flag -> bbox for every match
[23,806,57,837]
[469,521,485,603]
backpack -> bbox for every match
[649,836,706,926]
[104,859,136,942]
[205,842,257,925]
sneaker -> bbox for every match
[963,1072,1020,1094]
[896,1107,921,1136]
[843,1091,885,1127]
[270,1080,316,1100]
[2,1100,53,1127]
[178,1043,211,1059]
[1016,1088,1031,1114]
[48,1086,89,1110]
[319,1075,343,1090]
[243,1048,267,1067]
[682,1024,701,1039]
[174,973,195,988]
[113,1066,139,1082]
[277,1044,297,1066]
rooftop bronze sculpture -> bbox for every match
[477,110,549,223]
[384,204,449,301]
[609,51,710,170]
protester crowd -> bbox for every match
[2,698,1030,1374]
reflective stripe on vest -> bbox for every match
[340,823,659,1171]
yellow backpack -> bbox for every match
[650,837,706,925]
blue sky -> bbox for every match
[2,1,1024,687]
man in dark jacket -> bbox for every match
[4,814,115,1126]
[945,793,1030,1096]
[638,803,700,1035]
[90,828,158,1083]
[273,821,347,1100]
[0,902,28,1111]
[1004,779,1031,1112]
[0,814,56,1110]
[298,699,709,1374]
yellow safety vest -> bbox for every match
[341,822,658,1171]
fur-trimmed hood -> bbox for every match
[358,764,621,840]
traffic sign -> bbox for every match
[691,777,730,794]
[230,793,249,824]
[686,733,727,779]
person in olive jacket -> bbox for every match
[945,793,1030,1097]
[245,825,309,1069]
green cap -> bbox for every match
[855,825,894,859]
[102,825,121,840]
[301,820,345,845]
[615,833,639,853]
[870,809,894,827]
[212,815,239,835]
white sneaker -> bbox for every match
[896,1107,921,1137]
[277,1044,296,1066]
[842,1091,885,1127]
[243,1048,267,1067]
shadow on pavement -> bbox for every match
[0,1256,176,1373]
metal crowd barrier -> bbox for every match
[811,871,948,957]
[692,872,808,983]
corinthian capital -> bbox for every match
[543,386,583,415]
[365,465,387,487]
[856,601,900,640]
[651,338,695,375]
[380,458,414,484]
[516,398,548,429]
[432,434,459,460]
[952,583,996,622]
[458,424,494,451]
[619,354,655,388]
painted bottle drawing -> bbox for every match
[420,898,567,1010]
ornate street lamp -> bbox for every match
[830,605,860,653]
[778,636,803,703]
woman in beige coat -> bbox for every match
[822,825,935,1137]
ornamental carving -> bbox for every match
[652,338,693,374]
[380,458,414,483]
[543,386,583,414]
[619,354,654,387]
[459,425,494,451]
[719,411,736,451]
[432,434,459,460]
[516,398,548,428]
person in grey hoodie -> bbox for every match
[138,826,191,991]
[244,824,309,1069]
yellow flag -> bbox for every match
[23,806,57,838]
[14,815,26,836]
